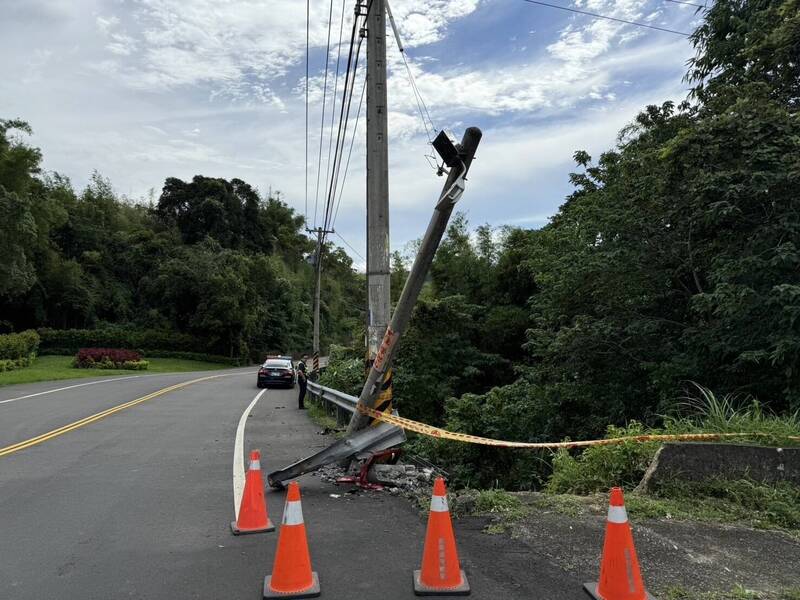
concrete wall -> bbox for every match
[636,443,800,492]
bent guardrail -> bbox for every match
[269,380,406,488]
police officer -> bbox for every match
[296,355,308,410]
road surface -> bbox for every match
[0,369,591,599]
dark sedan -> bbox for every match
[257,358,296,388]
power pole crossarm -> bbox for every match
[346,127,483,434]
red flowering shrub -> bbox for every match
[74,348,146,369]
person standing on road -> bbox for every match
[296,355,308,410]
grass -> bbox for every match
[547,385,800,496]
[471,489,531,534]
[531,479,800,533]
[306,398,345,437]
[0,354,235,387]
[663,585,800,599]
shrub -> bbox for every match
[74,348,145,369]
[0,329,40,360]
[120,360,150,370]
[39,327,203,354]
[546,422,660,494]
[0,329,41,372]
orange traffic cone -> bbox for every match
[413,477,470,596]
[231,450,275,535]
[584,487,656,600]
[263,481,320,599]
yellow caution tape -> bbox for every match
[357,405,800,449]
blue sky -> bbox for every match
[0,0,704,267]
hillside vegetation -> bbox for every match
[324,0,800,488]
[0,125,363,362]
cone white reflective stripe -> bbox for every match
[607,505,628,524]
[282,500,304,525]
[430,495,449,513]
[249,459,261,471]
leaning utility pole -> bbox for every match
[309,226,333,378]
[364,0,393,417]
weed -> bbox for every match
[306,399,343,437]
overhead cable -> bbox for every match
[334,231,366,262]
[304,0,310,224]
[313,0,336,229]
[331,70,367,229]
[323,0,348,225]
[520,0,692,36]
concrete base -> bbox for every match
[583,582,656,599]
[230,519,275,536]
[263,572,320,598]
[413,569,471,596]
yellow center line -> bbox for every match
[0,374,233,458]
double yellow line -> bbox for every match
[0,374,228,458]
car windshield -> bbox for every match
[263,359,291,368]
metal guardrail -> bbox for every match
[269,379,407,486]
[306,381,358,424]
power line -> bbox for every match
[325,29,364,231]
[664,0,706,8]
[322,2,368,236]
[313,0,336,229]
[304,0,310,225]
[331,69,367,229]
[323,0,348,229]
[334,231,366,262]
[520,0,692,36]
[385,0,436,142]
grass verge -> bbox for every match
[663,585,800,599]
[306,399,345,437]
[0,354,236,387]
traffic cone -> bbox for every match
[413,477,470,596]
[584,487,657,600]
[231,450,275,535]
[263,481,320,599]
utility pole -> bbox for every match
[309,226,334,378]
[364,0,393,421]
[269,128,483,486]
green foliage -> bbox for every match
[0,329,40,371]
[39,327,201,353]
[547,423,660,494]
[547,387,800,495]
[0,120,362,360]
[319,344,364,396]
[0,329,40,360]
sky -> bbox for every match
[0,0,704,267]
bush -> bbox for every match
[546,422,660,494]
[0,329,40,372]
[39,327,203,354]
[120,360,150,370]
[319,344,364,396]
[74,348,146,369]
[0,329,40,360]
[140,350,244,366]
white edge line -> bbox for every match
[0,376,142,405]
[233,389,266,519]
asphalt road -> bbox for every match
[0,369,589,600]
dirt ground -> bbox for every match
[459,494,800,599]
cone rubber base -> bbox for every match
[263,572,320,598]
[583,582,657,599]
[230,519,275,536]
[413,570,471,596]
